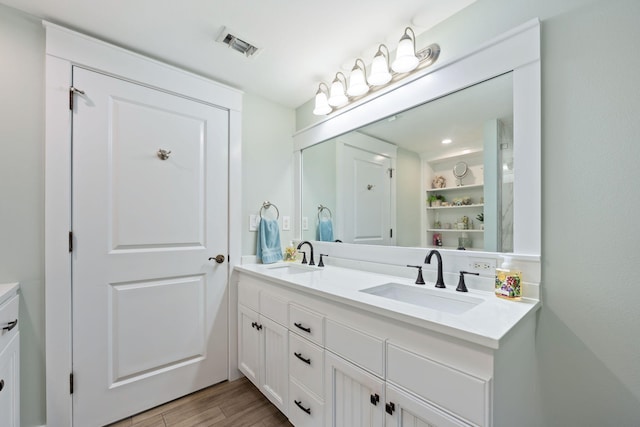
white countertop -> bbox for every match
[0,282,19,306]
[235,263,540,349]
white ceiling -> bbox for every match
[0,0,475,109]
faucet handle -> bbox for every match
[456,271,479,292]
[407,265,426,285]
[300,251,308,264]
[318,254,328,267]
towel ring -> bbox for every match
[260,201,280,220]
[318,205,332,220]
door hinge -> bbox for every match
[69,373,74,394]
[69,86,85,110]
[390,228,393,238]
[388,168,394,178]
[69,231,73,253]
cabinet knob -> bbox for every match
[385,402,395,415]
[370,393,380,406]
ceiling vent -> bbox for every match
[216,27,260,58]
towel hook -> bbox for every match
[260,201,280,220]
[317,205,333,221]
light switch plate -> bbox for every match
[302,216,309,230]
[282,216,290,230]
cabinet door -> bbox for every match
[385,384,470,427]
[238,304,260,387]
[260,315,289,415]
[325,351,384,427]
[0,333,20,427]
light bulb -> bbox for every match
[347,66,369,97]
[369,52,391,86]
[392,34,419,73]
[313,90,332,115]
[328,76,348,107]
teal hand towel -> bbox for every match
[317,218,334,242]
[256,218,283,264]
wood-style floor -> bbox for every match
[107,377,293,427]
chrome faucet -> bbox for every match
[296,241,315,266]
[424,249,445,288]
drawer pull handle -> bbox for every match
[370,393,380,406]
[385,402,395,415]
[294,399,311,415]
[2,319,17,332]
[0,379,4,392]
[294,322,311,333]
[294,352,311,365]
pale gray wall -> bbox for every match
[241,93,296,255]
[0,7,46,426]
[297,0,640,424]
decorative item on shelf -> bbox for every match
[453,161,469,186]
[476,212,484,230]
[457,233,472,250]
[452,196,472,206]
[432,233,442,247]
[456,215,469,230]
[427,194,445,207]
[432,175,446,188]
[434,220,441,229]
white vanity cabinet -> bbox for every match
[0,284,20,427]
[236,269,537,427]
[238,280,289,415]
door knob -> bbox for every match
[209,255,226,264]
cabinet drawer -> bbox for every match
[289,332,324,397]
[260,291,288,326]
[387,344,490,426]
[325,319,384,377]
[289,304,324,346]
[289,378,324,427]
[237,280,259,312]
[0,295,19,354]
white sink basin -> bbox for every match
[265,263,320,274]
[360,283,483,315]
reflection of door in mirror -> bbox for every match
[338,137,396,245]
[301,72,514,251]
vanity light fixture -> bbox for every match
[312,27,440,116]
[392,27,419,73]
[328,72,349,107]
[369,44,392,86]
[313,83,332,115]
[347,59,370,97]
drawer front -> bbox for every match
[237,280,259,312]
[289,304,324,346]
[260,291,288,326]
[289,332,324,397]
[289,378,324,427]
[387,344,489,426]
[325,319,384,377]
[0,295,19,354]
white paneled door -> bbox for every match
[71,66,229,426]
[341,145,393,245]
